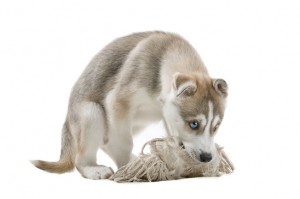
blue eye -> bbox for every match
[189,121,199,129]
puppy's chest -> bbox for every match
[130,90,162,127]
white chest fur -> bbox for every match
[130,89,162,134]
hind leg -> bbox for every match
[73,102,114,180]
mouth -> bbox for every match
[179,142,185,149]
[178,142,201,162]
[179,142,213,163]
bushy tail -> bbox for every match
[31,122,75,174]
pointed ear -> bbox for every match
[213,79,228,97]
[172,72,197,97]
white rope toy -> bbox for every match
[110,137,234,182]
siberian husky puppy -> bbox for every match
[32,31,228,179]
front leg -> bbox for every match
[103,89,134,168]
[102,123,133,168]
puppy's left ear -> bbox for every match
[213,79,228,97]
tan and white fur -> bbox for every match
[32,31,228,180]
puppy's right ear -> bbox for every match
[172,72,197,97]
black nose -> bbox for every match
[200,153,212,162]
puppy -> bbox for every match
[32,31,228,179]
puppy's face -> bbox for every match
[163,73,228,163]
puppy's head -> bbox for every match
[162,72,228,163]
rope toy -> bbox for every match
[110,137,234,182]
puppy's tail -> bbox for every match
[31,122,75,174]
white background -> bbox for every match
[1,0,300,198]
